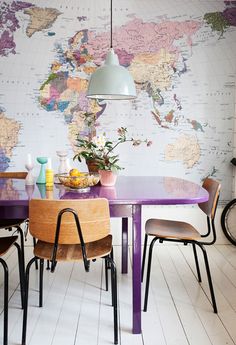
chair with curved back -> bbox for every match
[0,171,28,270]
[22,198,118,345]
[0,235,25,345]
[142,178,221,313]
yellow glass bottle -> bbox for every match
[46,158,54,190]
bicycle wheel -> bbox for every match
[221,199,236,245]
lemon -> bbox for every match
[69,168,80,177]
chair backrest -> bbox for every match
[0,172,27,179]
[198,178,221,219]
[0,171,28,227]
[29,198,110,244]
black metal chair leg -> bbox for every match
[0,259,9,345]
[105,258,109,291]
[107,256,118,344]
[144,237,158,312]
[109,250,115,305]
[39,259,44,307]
[197,243,217,313]
[46,260,50,270]
[33,237,38,270]
[14,242,25,309]
[15,226,26,273]
[141,234,148,283]
[110,247,114,261]
[110,256,114,307]
[192,243,201,282]
[22,257,37,345]
[6,225,26,273]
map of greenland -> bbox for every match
[0,2,61,57]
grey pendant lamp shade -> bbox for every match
[87,0,137,100]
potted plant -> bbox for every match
[73,127,152,186]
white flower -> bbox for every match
[92,134,107,149]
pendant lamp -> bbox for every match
[87,0,136,100]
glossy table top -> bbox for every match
[0,175,209,335]
[0,176,209,206]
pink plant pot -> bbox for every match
[99,170,117,187]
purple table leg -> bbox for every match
[122,217,128,274]
[132,204,142,334]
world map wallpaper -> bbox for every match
[0,0,236,201]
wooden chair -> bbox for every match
[22,198,118,345]
[0,235,25,345]
[0,172,27,179]
[0,172,28,271]
[142,178,221,313]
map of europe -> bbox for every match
[0,0,236,201]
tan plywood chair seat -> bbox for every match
[0,236,18,256]
[145,219,202,241]
[34,234,112,261]
[142,178,221,315]
[0,219,26,228]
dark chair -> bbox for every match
[0,172,28,272]
[22,198,118,345]
[0,235,25,345]
[142,178,221,313]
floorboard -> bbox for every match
[0,243,235,345]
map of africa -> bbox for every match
[0,0,235,201]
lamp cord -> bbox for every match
[110,0,113,48]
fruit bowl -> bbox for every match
[57,172,100,190]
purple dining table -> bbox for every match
[0,175,209,334]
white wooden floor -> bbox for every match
[0,242,236,345]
